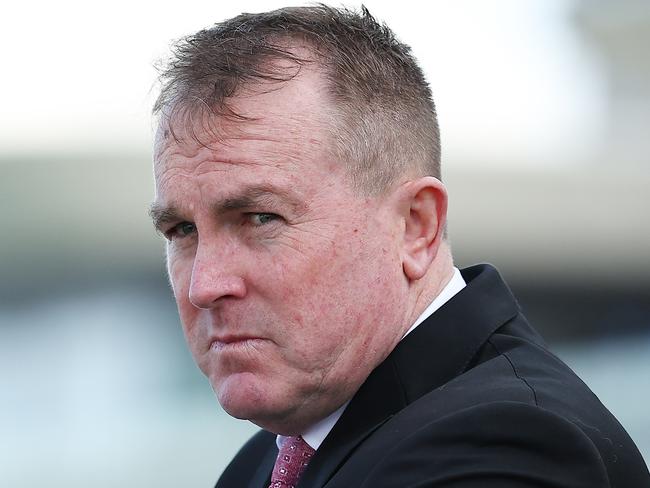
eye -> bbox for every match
[165,221,196,240]
[247,213,281,226]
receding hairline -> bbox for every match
[153,33,317,124]
[154,42,332,140]
[153,58,347,182]
[152,4,442,195]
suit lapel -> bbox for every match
[249,442,277,488]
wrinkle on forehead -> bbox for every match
[155,120,333,190]
[155,132,321,180]
[156,108,327,155]
[155,154,278,197]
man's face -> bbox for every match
[152,68,409,434]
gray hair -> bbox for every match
[154,4,441,194]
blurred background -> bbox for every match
[1,0,648,486]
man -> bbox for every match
[150,5,650,487]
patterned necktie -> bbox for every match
[269,436,315,488]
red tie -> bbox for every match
[269,436,315,488]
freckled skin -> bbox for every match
[153,67,413,435]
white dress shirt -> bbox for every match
[277,267,466,451]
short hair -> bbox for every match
[154,4,441,194]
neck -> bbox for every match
[405,241,455,334]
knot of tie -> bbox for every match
[269,436,315,488]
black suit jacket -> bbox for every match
[216,264,650,487]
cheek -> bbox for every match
[167,244,192,290]
[166,251,196,326]
[287,227,399,329]
[325,232,403,329]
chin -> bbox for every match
[215,372,275,419]
[214,373,306,434]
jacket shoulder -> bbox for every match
[349,401,615,487]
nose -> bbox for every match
[188,243,247,309]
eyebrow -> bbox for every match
[149,183,305,232]
[148,203,182,232]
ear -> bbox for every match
[397,177,448,281]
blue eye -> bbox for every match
[165,222,196,240]
[177,222,196,235]
[250,213,280,226]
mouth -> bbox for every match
[210,335,268,352]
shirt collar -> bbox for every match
[276,401,348,451]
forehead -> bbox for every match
[153,67,345,200]
[155,63,332,151]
